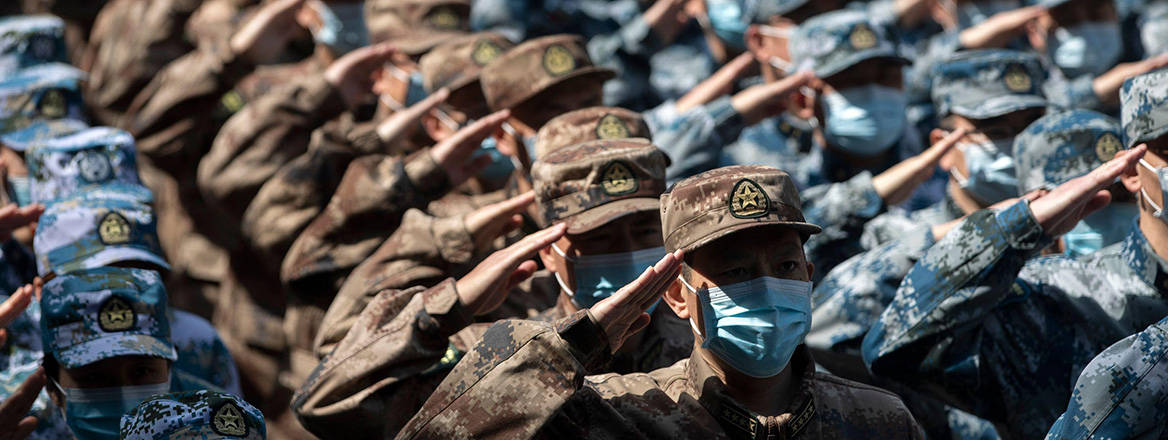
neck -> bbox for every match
[1139,208,1168,261]
[697,345,796,416]
[947,178,986,215]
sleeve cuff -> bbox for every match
[994,199,1048,251]
[304,76,348,124]
[555,310,613,374]
[433,214,476,264]
[404,149,452,200]
[703,95,747,143]
[420,278,475,336]
[846,171,886,218]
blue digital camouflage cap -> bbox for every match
[788,9,908,78]
[1013,109,1122,193]
[39,267,177,369]
[0,15,66,76]
[26,126,141,204]
[931,49,1048,120]
[0,63,87,151]
[761,0,810,17]
[33,183,167,277]
[1120,69,1168,148]
[121,390,266,440]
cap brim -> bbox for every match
[508,66,617,111]
[563,197,659,234]
[389,31,471,55]
[815,51,910,78]
[57,333,177,369]
[50,247,171,277]
[678,221,822,255]
[0,119,88,151]
[951,95,1047,120]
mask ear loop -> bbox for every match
[676,275,706,338]
[550,243,580,303]
[1139,159,1166,215]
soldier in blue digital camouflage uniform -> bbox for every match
[120,390,266,440]
[0,15,67,76]
[860,69,1168,439]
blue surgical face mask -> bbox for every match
[1049,22,1122,77]
[1141,18,1168,56]
[821,85,907,156]
[953,0,1020,29]
[1138,159,1168,225]
[477,137,517,182]
[6,175,30,206]
[951,138,1018,205]
[553,244,667,309]
[313,1,369,56]
[52,378,171,440]
[705,0,748,50]
[680,275,812,378]
[1063,202,1139,258]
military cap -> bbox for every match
[1013,109,1121,193]
[0,63,87,150]
[532,138,668,234]
[33,183,167,277]
[418,33,514,117]
[1121,69,1168,147]
[39,267,177,369]
[365,0,470,54]
[480,34,616,112]
[121,390,266,440]
[788,10,908,78]
[931,49,1048,120]
[661,165,821,254]
[26,126,140,204]
[534,107,651,159]
[0,118,87,152]
[0,15,66,76]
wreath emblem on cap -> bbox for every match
[1004,64,1032,93]
[98,212,132,245]
[601,161,637,196]
[39,89,67,118]
[849,24,877,50]
[426,7,461,30]
[98,296,135,332]
[471,39,503,66]
[1095,132,1121,162]
[75,150,112,183]
[729,179,770,219]
[542,45,576,77]
[212,402,248,436]
[596,114,629,139]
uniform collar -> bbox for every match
[1120,221,1168,294]
[686,346,817,440]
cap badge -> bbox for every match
[76,150,112,183]
[213,402,248,436]
[848,24,877,50]
[596,114,629,139]
[426,7,462,30]
[98,211,131,245]
[1004,64,1032,93]
[601,161,637,195]
[729,179,770,219]
[39,89,66,118]
[542,45,576,77]
[1095,132,1121,161]
[471,39,503,66]
[98,296,135,332]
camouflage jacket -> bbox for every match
[1044,314,1168,440]
[294,277,692,439]
[395,311,923,439]
[862,201,1168,439]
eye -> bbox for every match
[720,267,749,280]
[778,261,800,274]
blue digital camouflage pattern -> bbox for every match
[25,126,141,204]
[930,49,1048,120]
[788,9,909,77]
[0,15,66,76]
[862,200,1168,439]
[1121,69,1168,147]
[33,183,167,276]
[0,63,87,150]
[1013,109,1122,193]
[0,118,88,152]
[39,267,178,369]
[0,294,71,440]
[1044,314,1168,439]
[120,390,265,440]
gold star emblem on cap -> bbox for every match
[426,7,461,30]
[98,212,132,245]
[601,161,637,195]
[849,24,877,50]
[212,403,248,437]
[1004,65,1032,93]
[729,179,770,218]
[40,89,66,118]
[595,114,630,139]
[98,296,135,332]
[471,39,503,66]
[1096,132,1121,161]
[542,45,576,77]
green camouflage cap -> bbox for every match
[366,0,470,54]
[480,34,616,112]
[533,106,651,159]
[120,390,266,440]
[788,9,908,78]
[533,138,668,234]
[39,267,177,369]
[0,15,66,76]
[1121,69,1168,147]
[418,33,514,117]
[931,49,1048,120]
[1013,109,1121,193]
[661,165,821,254]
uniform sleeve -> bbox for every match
[800,171,886,282]
[280,151,452,300]
[396,311,616,440]
[197,73,347,223]
[292,278,479,439]
[645,95,747,184]
[1045,315,1168,440]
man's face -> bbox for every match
[941,109,1044,180]
[812,58,904,120]
[539,210,664,307]
[512,78,605,129]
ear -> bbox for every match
[421,113,449,143]
[805,261,814,282]
[1026,14,1052,52]
[663,278,690,320]
[1121,156,1143,195]
[538,243,559,274]
[744,25,767,62]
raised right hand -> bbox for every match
[455,224,566,316]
